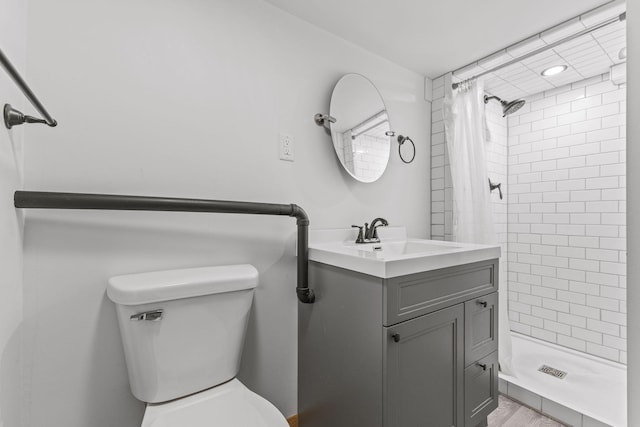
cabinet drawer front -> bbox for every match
[385,259,498,326]
[384,304,464,427]
[464,351,498,427]
[465,292,498,366]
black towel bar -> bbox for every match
[0,48,57,128]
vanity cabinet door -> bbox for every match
[384,304,464,427]
[464,292,498,366]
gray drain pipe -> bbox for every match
[14,191,315,303]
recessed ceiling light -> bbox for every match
[541,65,568,76]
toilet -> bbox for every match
[107,264,289,427]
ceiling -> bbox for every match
[454,3,626,101]
[264,0,615,78]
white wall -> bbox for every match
[20,1,431,426]
[626,1,639,424]
[0,1,26,426]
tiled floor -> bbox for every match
[488,395,567,427]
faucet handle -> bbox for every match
[351,225,365,244]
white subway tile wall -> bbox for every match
[431,75,449,240]
[431,73,626,363]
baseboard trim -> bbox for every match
[286,414,298,427]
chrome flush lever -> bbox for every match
[130,309,163,321]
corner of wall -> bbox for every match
[0,1,27,427]
[430,74,448,241]
[424,76,433,102]
[626,1,639,424]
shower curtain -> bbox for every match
[443,79,514,375]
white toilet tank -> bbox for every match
[107,265,258,403]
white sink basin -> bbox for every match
[344,240,462,255]
[308,227,501,278]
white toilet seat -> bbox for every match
[141,379,289,427]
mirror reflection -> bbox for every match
[329,74,391,183]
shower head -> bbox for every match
[502,99,526,116]
[484,95,526,117]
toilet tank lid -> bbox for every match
[107,264,258,305]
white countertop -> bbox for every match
[308,227,501,278]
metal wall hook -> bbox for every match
[4,104,57,129]
[314,113,336,129]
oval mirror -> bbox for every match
[329,74,391,183]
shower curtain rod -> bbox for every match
[14,190,315,304]
[452,12,626,89]
[0,48,57,127]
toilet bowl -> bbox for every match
[107,264,288,427]
[141,379,288,427]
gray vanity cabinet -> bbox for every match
[299,258,499,427]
